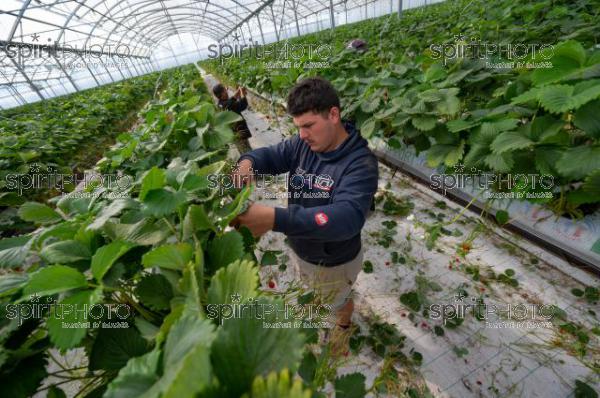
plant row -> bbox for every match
[0,65,321,398]
[0,72,160,204]
[201,0,600,218]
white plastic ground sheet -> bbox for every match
[200,69,600,398]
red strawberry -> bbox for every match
[268,280,276,289]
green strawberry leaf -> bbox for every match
[142,243,193,271]
[47,288,103,349]
[18,202,62,224]
[23,265,88,297]
[207,259,259,305]
[135,273,174,310]
[207,231,245,272]
[92,240,136,281]
[334,373,367,398]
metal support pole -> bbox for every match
[138,60,147,75]
[245,22,254,45]
[130,60,142,76]
[167,40,180,67]
[11,84,28,105]
[124,58,136,78]
[151,58,161,72]
[330,0,335,28]
[47,82,60,98]
[269,5,280,42]
[148,58,157,72]
[257,15,266,45]
[100,59,116,83]
[78,54,100,86]
[291,0,301,36]
[5,0,44,100]
[114,62,127,80]
[239,26,246,44]
[345,1,348,24]
[7,57,44,100]
[52,56,79,91]
[142,60,151,74]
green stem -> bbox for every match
[47,373,94,380]
[36,376,98,393]
[447,189,484,225]
[88,283,121,293]
[74,376,106,398]
[46,366,88,376]
[162,217,180,242]
[178,207,185,242]
[193,234,206,303]
[121,290,159,322]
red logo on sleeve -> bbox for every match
[315,212,328,226]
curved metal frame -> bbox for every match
[0,0,407,106]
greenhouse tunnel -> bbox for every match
[0,0,437,108]
[1,0,600,397]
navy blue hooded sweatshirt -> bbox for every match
[238,121,379,266]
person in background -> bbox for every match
[212,83,252,154]
[346,38,368,53]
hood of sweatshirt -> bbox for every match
[314,120,368,163]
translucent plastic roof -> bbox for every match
[0,0,438,108]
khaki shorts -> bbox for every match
[290,246,364,312]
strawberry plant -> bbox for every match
[0,74,160,197]
[0,72,164,240]
[0,65,313,397]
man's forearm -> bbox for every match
[272,202,366,242]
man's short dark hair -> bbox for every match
[212,83,226,98]
[287,77,341,117]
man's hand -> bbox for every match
[231,158,254,188]
[230,203,275,237]
[234,86,246,98]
